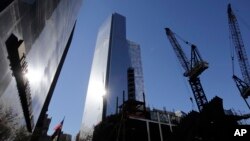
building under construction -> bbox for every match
[92,94,249,141]
[91,62,249,141]
[90,3,250,141]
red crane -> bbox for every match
[227,4,250,109]
[165,28,208,112]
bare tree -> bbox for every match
[13,126,31,141]
[0,122,11,141]
[0,103,30,141]
[79,131,93,141]
[0,103,13,140]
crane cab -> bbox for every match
[184,61,209,79]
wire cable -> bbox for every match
[173,31,193,47]
[229,24,235,75]
[235,10,250,32]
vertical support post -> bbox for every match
[102,95,107,121]
[122,90,125,113]
[116,96,119,114]
[143,92,146,112]
[143,92,146,105]
[157,112,163,141]
[146,121,151,141]
[168,114,173,132]
[123,90,125,103]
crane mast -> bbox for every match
[227,4,250,99]
[165,28,208,111]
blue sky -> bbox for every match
[48,0,250,137]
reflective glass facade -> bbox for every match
[80,13,144,139]
[0,0,82,135]
[127,41,144,101]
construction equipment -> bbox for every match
[165,28,208,112]
[227,4,250,108]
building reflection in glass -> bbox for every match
[0,0,82,135]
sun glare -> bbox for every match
[24,68,43,84]
[100,89,106,97]
[89,80,106,98]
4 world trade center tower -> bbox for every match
[80,13,145,139]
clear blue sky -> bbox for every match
[48,0,250,137]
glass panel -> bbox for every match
[0,0,82,135]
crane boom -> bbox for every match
[228,4,250,99]
[165,28,190,72]
[165,28,208,111]
[228,4,250,84]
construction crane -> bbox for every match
[227,4,250,108]
[165,28,208,112]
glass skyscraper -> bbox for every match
[0,0,82,139]
[80,13,144,139]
